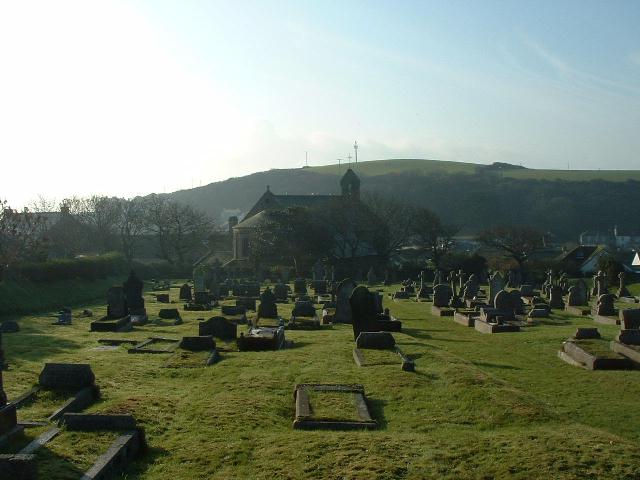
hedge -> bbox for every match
[9,252,128,283]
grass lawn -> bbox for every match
[2,282,640,479]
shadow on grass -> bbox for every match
[412,370,439,381]
[367,398,388,430]
[471,361,520,370]
[120,446,170,479]
[402,328,432,340]
[36,444,87,479]
[5,330,83,363]
[534,318,572,326]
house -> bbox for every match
[556,246,609,275]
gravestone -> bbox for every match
[355,332,395,349]
[39,363,95,390]
[123,271,146,318]
[236,297,256,311]
[488,272,505,305]
[595,271,608,297]
[621,309,640,330]
[432,284,453,308]
[179,284,192,302]
[291,300,316,318]
[350,286,381,339]
[312,280,327,295]
[293,278,307,295]
[0,321,19,333]
[618,272,631,298]
[106,286,127,319]
[548,285,565,309]
[273,283,289,301]
[567,281,587,306]
[179,336,215,351]
[55,308,72,325]
[462,274,479,300]
[257,288,278,319]
[199,316,237,340]
[334,278,357,324]
[595,294,616,316]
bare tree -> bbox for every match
[144,195,213,264]
[78,196,122,253]
[361,192,417,256]
[0,200,48,276]
[412,207,458,270]
[119,197,148,264]
[477,225,544,271]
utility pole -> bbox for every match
[305,151,308,167]
[353,141,358,164]
[337,158,342,167]
[347,154,352,166]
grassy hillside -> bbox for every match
[3,283,640,478]
[311,158,640,182]
[167,158,640,240]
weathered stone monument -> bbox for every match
[273,283,289,302]
[179,283,192,302]
[350,286,382,339]
[488,272,505,306]
[548,285,565,309]
[257,287,278,319]
[431,283,454,316]
[592,293,619,324]
[462,274,479,300]
[618,272,631,298]
[334,278,357,323]
[293,278,307,296]
[124,270,147,323]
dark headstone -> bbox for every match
[179,283,192,301]
[106,286,127,319]
[350,286,380,339]
[291,300,316,318]
[221,305,246,316]
[595,294,616,316]
[621,309,640,330]
[159,309,180,320]
[39,364,95,390]
[273,283,289,301]
[293,278,307,295]
[179,336,216,351]
[257,288,278,318]
[0,321,19,333]
[574,328,601,339]
[199,316,237,340]
[432,284,453,308]
[548,286,565,309]
[334,278,357,324]
[355,331,395,349]
[123,271,145,314]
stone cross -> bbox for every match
[618,271,631,298]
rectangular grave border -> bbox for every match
[48,385,100,422]
[558,340,633,370]
[565,306,590,316]
[592,314,621,325]
[352,347,414,371]
[453,311,478,327]
[293,383,377,430]
[474,318,520,334]
[430,305,454,317]
[127,337,179,354]
[610,341,640,365]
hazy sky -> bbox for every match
[1,0,639,207]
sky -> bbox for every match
[1,0,639,208]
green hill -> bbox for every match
[168,158,640,240]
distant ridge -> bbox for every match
[166,158,640,240]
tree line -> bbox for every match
[0,195,214,276]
